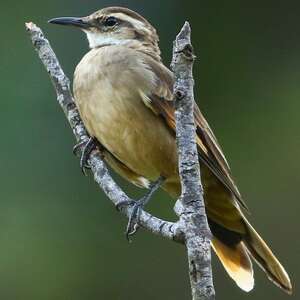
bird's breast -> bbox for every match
[73,46,178,182]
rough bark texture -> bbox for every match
[171,22,215,300]
[26,21,215,300]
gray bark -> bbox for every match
[26,21,215,300]
[171,22,215,300]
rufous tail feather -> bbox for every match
[212,218,292,294]
[212,238,254,292]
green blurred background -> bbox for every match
[0,0,299,299]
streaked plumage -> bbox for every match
[50,7,292,294]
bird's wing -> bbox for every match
[139,56,293,295]
[141,55,248,211]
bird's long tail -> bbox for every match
[242,218,292,293]
[211,217,292,294]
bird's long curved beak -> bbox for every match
[48,17,90,29]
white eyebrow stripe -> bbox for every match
[111,13,152,35]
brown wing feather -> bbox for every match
[142,55,248,210]
[139,54,292,294]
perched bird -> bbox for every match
[49,7,292,294]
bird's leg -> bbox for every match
[73,137,98,175]
[117,176,165,241]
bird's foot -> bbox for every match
[73,137,98,175]
[116,176,165,241]
[117,198,147,241]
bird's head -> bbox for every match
[49,7,160,58]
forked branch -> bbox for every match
[26,21,215,300]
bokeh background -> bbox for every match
[0,0,299,299]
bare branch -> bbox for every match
[172,22,215,300]
[25,22,183,243]
[26,20,215,300]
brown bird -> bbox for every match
[49,7,292,294]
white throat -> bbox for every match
[85,31,130,48]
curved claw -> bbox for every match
[72,140,86,156]
[115,199,143,241]
[125,201,143,241]
[73,137,98,175]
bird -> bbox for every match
[49,7,292,294]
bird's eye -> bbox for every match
[104,16,118,27]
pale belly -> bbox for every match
[76,87,179,185]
